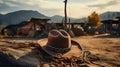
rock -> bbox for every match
[73,27,84,36]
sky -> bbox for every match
[0,0,120,18]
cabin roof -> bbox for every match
[102,20,120,24]
[30,18,50,22]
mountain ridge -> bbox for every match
[100,11,120,20]
[0,10,120,25]
[0,10,48,25]
[50,15,77,22]
[74,11,120,22]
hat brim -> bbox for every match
[38,38,83,57]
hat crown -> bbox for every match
[47,30,71,48]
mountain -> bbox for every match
[0,10,76,25]
[0,10,120,25]
[74,11,120,23]
[100,11,120,20]
[0,14,3,17]
[0,14,3,20]
[51,12,120,23]
[0,14,3,24]
[50,15,64,22]
[74,17,87,23]
[0,10,48,25]
[50,15,77,22]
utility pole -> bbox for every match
[64,0,68,31]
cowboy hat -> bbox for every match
[38,29,83,57]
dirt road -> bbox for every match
[0,34,120,67]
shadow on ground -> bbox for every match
[0,47,38,67]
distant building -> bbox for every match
[30,18,50,37]
[30,18,50,30]
[102,17,120,35]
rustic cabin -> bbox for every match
[1,18,50,37]
[102,17,120,35]
[30,18,50,37]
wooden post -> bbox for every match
[69,18,71,29]
[64,0,68,31]
[118,17,120,35]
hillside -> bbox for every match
[100,11,120,20]
[0,10,48,25]
[50,15,76,22]
[74,11,120,22]
[0,10,120,25]
[0,14,3,17]
[0,10,77,25]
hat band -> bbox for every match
[45,44,72,53]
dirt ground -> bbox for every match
[73,34,120,67]
[0,34,120,67]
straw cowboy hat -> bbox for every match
[38,30,83,57]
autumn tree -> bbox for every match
[88,11,101,28]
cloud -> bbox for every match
[0,0,3,4]
[40,1,63,9]
[0,0,37,14]
[2,0,43,6]
[0,0,120,18]
[40,8,62,17]
[0,0,18,7]
[88,0,120,8]
[5,2,17,7]
[44,0,97,4]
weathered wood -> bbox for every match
[64,0,68,31]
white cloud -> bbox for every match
[40,1,63,9]
[0,0,3,4]
[0,0,120,18]
[10,0,43,6]
[0,10,9,14]
[5,2,17,7]
[37,0,64,17]
[66,3,95,18]
[105,4,120,11]
[7,0,62,10]
[88,0,120,8]
[67,0,120,18]
[10,0,17,2]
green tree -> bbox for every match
[88,11,101,28]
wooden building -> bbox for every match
[30,18,50,30]
[102,17,120,35]
[30,18,50,37]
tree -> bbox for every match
[88,11,101,28]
